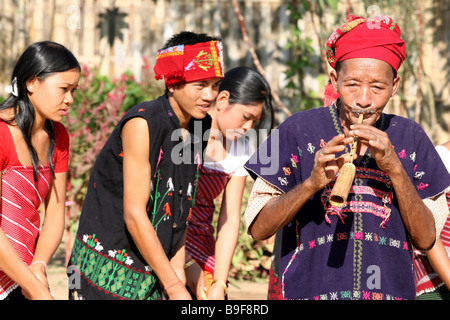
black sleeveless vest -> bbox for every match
[69,94,211,300]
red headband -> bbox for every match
[154,41,224,86]
[327,15,406,71]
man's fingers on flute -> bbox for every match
[327,134,354,147]
[328,134,345,145]
[319,143,348,158]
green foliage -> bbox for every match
[284,0,338,111]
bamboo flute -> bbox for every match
[328,113,364,207]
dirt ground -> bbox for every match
[47,245,269,300]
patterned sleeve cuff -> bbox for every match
[244,177,282,235]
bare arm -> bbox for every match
[170,227,188,285]
[250,177,315,241]
[122,117,191,300]
[30,171,67,290]
[389,167,435,250]
[209,175,246,299]
[249,134,353,240]
[422,193,450,288]
[427,238,450,289]
[0,175,53,299]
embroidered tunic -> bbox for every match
[186,138,250,273]
[245,103,450,300]
[0,121,69,299]
[69,95,211,300]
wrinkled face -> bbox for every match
[169,78,222,126]
[27,68,80,123]
[330,58,400,128]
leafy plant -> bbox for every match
[284,0,339,111]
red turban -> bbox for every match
[154,41,224,86]
[326,15,406,71]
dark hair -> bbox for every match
[219,66,274,130]
[0,41,80,180]
[161,31,222,49]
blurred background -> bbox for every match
[1,0,449,135]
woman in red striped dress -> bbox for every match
[185,66,273,299]
[0,42,80,300]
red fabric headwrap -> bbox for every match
[323,81,339,107]
[154,41,224,86]
[326,15,406,71]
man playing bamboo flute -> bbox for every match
[244,15,450,300]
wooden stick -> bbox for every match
[328,113,363,208]
[349,113,363,162]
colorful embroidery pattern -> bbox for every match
[156,45,184,59]
[149,148,202,228]
[192,50,214,72]
[283,224,409,301]
[322,167,393,227]
[307,143,315,154]
[150,147,173,229]
[292,230,410,253]
[283,167,292,176]
[70,235,161,300]
[191,151,202,205]
[312,290,403,300]
[281,224,409,300]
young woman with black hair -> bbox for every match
[0,41,80,300]
[185,66,274,299]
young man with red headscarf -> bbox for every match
[68,32,224,300]
[244,15,450,300]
